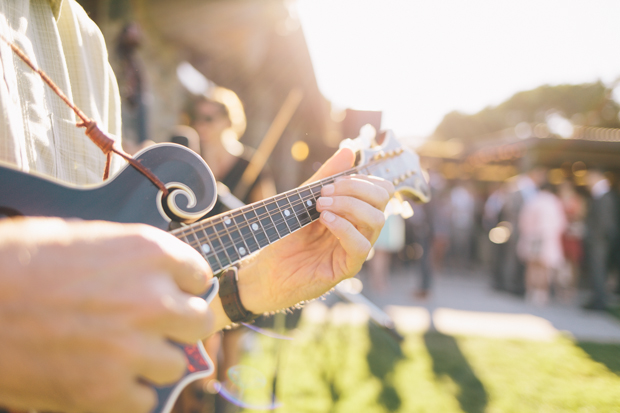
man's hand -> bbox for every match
[236,148,394,314]
[0,218,213,413]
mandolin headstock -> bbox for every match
[345,129,430,204]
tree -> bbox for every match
[433,81,620,144]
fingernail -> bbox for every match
[322,184,335,196]
[318,197,333,207]
[322,211,336,223]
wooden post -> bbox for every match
[233,88,304,200]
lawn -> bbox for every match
[229,309,620,413]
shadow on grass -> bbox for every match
[423,332,488,413]
[366,323,404,412]
[577,341,620,377]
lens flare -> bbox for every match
[489,222,512,244]
[212,365,281,410]
[241,322,294,340]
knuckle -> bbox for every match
[371,209,386,229]
[131,225,168,256]
[161,345,188,382]
[139,281,183,323]
[178,296,210,339]
[81,361,131,407]
[379,187,391,206]
[110,334,142,366]
[357,237,372,256]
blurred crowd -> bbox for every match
[374,164,620,312]
[485,167,619,311]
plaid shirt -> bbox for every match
[0,0,123,185]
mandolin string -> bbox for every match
[192,183,351,269]
[179,183,333,267]
[175,161,380,262]
[171,164,369,260]
[172,178,326,244]
[180,195,319,270]
[169,155,383,249]
[176,177,334,262]
[171,149,398,270]
[171,167,350,243]
[170,159,378,245]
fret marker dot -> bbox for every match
[239,247,247,255]
[307,200,312,206]
[252,223,259,231]
[284,209,290,217]
[201,244,211,254]
[224,217,231,225]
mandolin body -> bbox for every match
[0,143,221,413]
[0,132,430,413]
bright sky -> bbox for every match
[295,0,620,140]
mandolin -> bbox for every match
[0,130,429,413]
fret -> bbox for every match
[244,207,269,248]
[208,220,231,268]
[300,186,320,220]
[218,215,241,264]
[256,203,280,243]
[230,213,252,258]
[266,198,290,238]
[233,212,258,254]
[199,226,221,271]
[187,230,204,258]
[281,192,302,231]
[169,164,371,274]
[292,189,313,226]
[181,232,193,248]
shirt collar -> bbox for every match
[48,0,63,20]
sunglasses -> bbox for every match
[195,113,226,124]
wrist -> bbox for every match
[236,259,271,314]
[218,267,259,323]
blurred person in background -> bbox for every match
[431,184,451,271]
[517,183,567,306]
[557,180,587,301]
[115,22,151,154]
[407,200,434,300]
[449,181,476,268]
[583,169,618,311]
[369,199,405,292]
[188,94,276,210]
[174,93,276,413]
[483,182,507,289]
[169,125,201,155]
[497,166,547,295]
[609,180,620,296]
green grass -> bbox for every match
[232,316,620,413]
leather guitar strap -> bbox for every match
[0,35,168,196]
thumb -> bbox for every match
[304,148,355,184]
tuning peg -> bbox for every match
[400,174,407,181]
[396,148,404,155]
[393,178,400,185]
